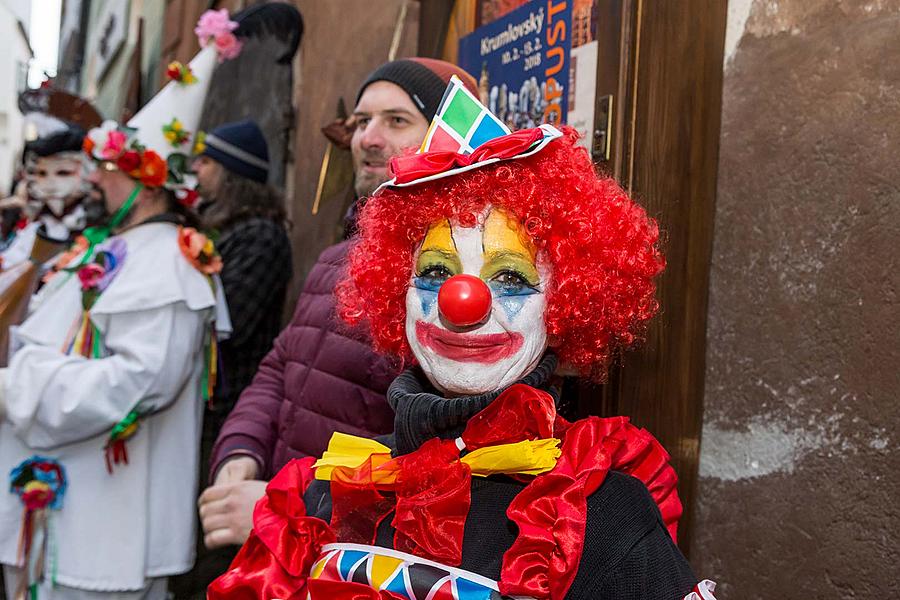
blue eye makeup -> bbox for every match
[413,264,454,292]
[487,270,540,297]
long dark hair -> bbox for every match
[200,170,288,231]
[163,189,201,228]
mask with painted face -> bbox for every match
[406,209,548,395]
[25,151,92,214]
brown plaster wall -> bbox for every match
[691,0,900,597]
[286,0,419,305]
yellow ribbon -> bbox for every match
[313,432,561,482]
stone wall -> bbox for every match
[691,1,900,597]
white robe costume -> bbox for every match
[0,221,231,594]
[0,212,78,269]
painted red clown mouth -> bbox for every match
[415,321,524,364]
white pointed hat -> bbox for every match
[83,9,244,189]
[125,46,218,169]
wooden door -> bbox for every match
[425,0,727,553]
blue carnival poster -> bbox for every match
[459,0,574,129]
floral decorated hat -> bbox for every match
[83,10,245,198]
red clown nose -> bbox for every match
[438,274,493,327]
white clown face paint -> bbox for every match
[405,207,549,395]
[25,152,92,213]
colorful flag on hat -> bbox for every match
[419,75,511,155]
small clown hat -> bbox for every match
[380,75,564,191]
[83,9,244,190]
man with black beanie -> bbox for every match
[351,58,479,199]
[198,59,479,557]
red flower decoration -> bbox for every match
[178,227,223,275]
[116,150,141,173]
[138,150,168,187]
[21,486,53,511]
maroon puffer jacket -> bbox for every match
[210,240,397,480]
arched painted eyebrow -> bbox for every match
[484,249,533,261]
[419,248,459,261]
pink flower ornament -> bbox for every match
[194,9,242,61]
[214,32,243,61]
[86,120,122,160]
[78,263,106,290]
[101,130,127,160]
[194,9,237,40]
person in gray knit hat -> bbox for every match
[198,59,478,562]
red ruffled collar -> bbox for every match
[209,384,683,600]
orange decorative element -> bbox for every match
[138,151,168,188]
[82,137,95,155]
[43,236,90,283]
[178,227,224,275]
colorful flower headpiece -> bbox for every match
[83,121,169,188]
[83,120,202,189]
[194,9,243,62]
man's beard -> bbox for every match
[82,193,109,229]
[353,149,392,199]
[85,185,112,228]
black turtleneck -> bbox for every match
[387,352,560,455]
[303,356,697,599]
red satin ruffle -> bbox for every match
[390,128,545,185]
[392,438,471,566]
[213,387,683,600]
[499,416,682,599]
[330,456,395,545]
[328,385,546,565]
[208,457,335,600]
[461,384,556,450]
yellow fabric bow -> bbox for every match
[313,432,561,482]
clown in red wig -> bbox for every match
[211,77,719,600]
[337,125,663,385]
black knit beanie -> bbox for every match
[356,58,479,121]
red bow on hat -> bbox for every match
[390,127,545,185]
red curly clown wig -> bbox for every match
[336,127,664,381]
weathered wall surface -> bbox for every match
[286,0,419,305]
[692,0,900,597]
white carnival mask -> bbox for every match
[25,151,92,213]
[405,207,549,395]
